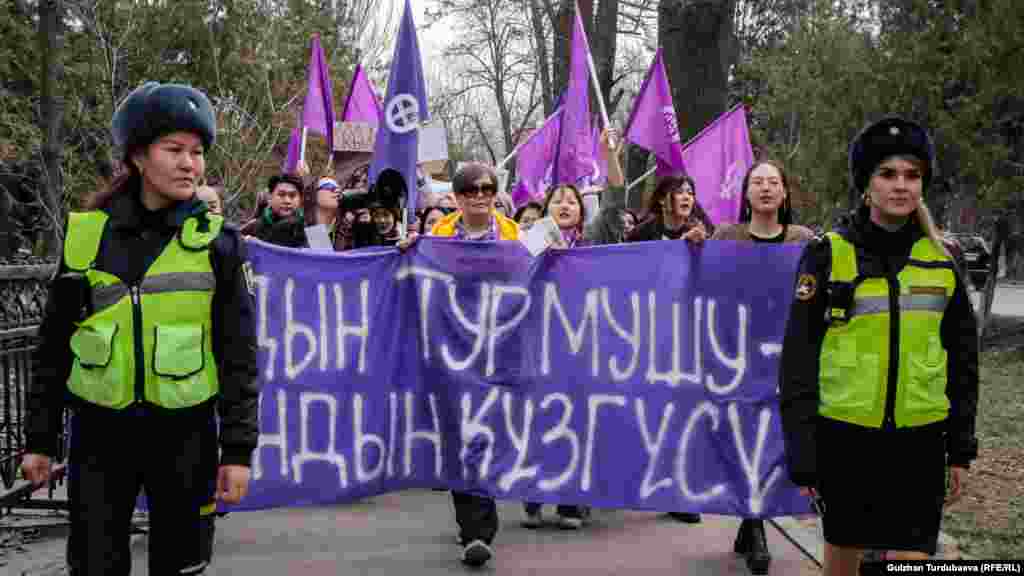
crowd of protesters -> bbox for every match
[19,78,978,576]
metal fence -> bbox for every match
[0,257,63,509]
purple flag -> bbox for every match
[342,63,383,124]
[514,106,563,205]
[552,7,594,186]
[624,49,686,177]
[301,34,336,154]
[282,127,301,173]
[679,104,754,225]
[369,0,429,221]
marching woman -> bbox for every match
[711,159,814,574]
[21,82,260,576]
[627,173,714,244]
[780,117,978,575]
[520,128,625,529]
[399,161,520,569]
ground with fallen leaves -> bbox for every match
[942,318,1024,560]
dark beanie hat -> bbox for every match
[848,116,935,193]
[112,82,217,152]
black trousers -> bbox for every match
[451,491,498,545]
[67,404,217,576]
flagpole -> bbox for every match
[298,126,308,167]
[625,164,656,206]
[497,135,532,170]
[576,0,614,148]
[679,102,745,152]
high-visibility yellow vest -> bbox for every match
[431,210,520,240]
[818,232,955,428]
[63,210,222,409]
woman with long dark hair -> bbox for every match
[628,174,714,243]
[21,82,259,575]
[709,159,813,574]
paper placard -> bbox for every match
[334,122,376,152]
[520,216,561,257]
[305,224,334,252]
[417,124,449,163]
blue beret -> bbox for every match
[849,117,935,193]
[112,82,216,152]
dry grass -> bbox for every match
[941,346,1024,559]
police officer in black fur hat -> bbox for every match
[22,82,260,575]
[780,117,978,575]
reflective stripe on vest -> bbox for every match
[64,210,222,410]
[818,232,955,429]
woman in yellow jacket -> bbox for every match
[780,117,978,575]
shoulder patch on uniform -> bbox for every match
[795,273,817,301]
[241,261,256,297]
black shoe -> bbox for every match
[460,539,493,568]
[736,519,770,575]
[667,512,702,523]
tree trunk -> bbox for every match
[659,0,736,143]
[626,145,650,214]
[39,0,64,257]
[552,0,573,99]
[593,0,618,116]
[526,0,555,115]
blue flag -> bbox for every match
[368,0,429,222]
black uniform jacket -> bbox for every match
[26,191,260,467]
[779,206,979,488]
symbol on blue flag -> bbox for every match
[386,94,421,134]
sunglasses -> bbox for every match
[457,183,497,197]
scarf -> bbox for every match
[454,215,499,241]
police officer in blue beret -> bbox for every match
[779,117,979,574]
[21,82,260,575]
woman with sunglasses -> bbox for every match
[397,162,518,569]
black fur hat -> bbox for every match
[849,116,935,194]
[112,82,216,153]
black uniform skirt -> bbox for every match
[816,416,947,554]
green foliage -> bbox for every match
[736,0,1024,226]
[3,0,359,226]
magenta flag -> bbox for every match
[301,34,336,153]
[514,106,563,205]
[624,49,686,177]
[282,127,301,173]
[341,63,382,124]
[679,104,754,225]
[552,7,594,186]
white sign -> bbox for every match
[520,216,562,257]
[305,225,334,252]
[417,125,449,163]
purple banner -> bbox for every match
[237,239,812,518]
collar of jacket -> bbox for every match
[836,204,924,250]
[109,189,206,231]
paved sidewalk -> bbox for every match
[131,490,819,575]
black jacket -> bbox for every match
[240,207,307,248]
[26,191,260,467]
[779,206,979,487]
[627,215,713,243]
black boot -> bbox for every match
[735,519,771,575]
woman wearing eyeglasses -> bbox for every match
[427,163,520,242]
